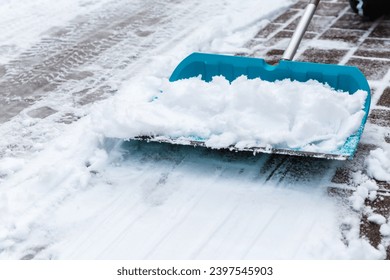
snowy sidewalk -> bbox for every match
[244,0,390,258]
[0,0,389,260]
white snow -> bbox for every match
[94,76,367,153]
[349,179,378,212]
[380,224,390,237]
[367,214,387,225]
[0,157,25,178]
[0,0,386,260]
[366,147,390,182]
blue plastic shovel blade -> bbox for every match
[157,52,371,160]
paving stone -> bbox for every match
[254,23,282,39]
[285,15,335,33]
[366,195,390,219]
[316,2,349,17]
[370,21,390,38]
[377,87,390,107]
[361,195,390,250]
[320,28,365,43]
[346,58,390,80]
[348,18,390,59]
[331,167,353,184]
[369,109,390,127]
[27,106,57,119]
[359,38,390,50]
[298,48,348,64]
[327,186,353,198]
[360,215,382,248]
[354,49,390,60]
[264,49,284,65]
[273,9,299,24]
[290,1,307,10]
[274,30,317,39]
[244,38,266,51]
[262,30,317,48]
[332,12,374,30]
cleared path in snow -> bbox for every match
[50,142,345,259]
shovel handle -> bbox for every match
[282,0,320,61]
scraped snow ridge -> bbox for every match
[95,76,367,153]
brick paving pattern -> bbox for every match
[245,0,390,258]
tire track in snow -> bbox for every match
[0,0,208,160]
[0,0,203,123]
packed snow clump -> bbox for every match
[349,180,378,211]
[380,224,390,237]
[367,214,387,225]
[366,147,390,182]
[94,75,367,153]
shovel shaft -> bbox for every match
[282,0,320,61]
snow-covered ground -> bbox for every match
[0,0,389,260]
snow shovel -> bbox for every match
[150,0,371,160]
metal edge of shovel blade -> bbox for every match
[132,136,349,160]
